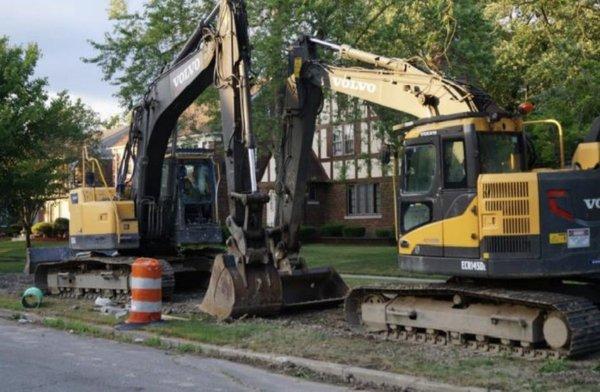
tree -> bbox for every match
[484,0,600,166]
[102,113,124,130]
[86,0,599,166]
[85,0,214,108]
[108,0,128,20]
[0,37,99,247]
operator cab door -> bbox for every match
[440,125,480,258]
[400,134,444,256]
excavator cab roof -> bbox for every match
[393,112,523,140]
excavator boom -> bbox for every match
[198,2,348,319]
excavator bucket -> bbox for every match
[200,254,283,319]
[280,267,348,310]
[200,254,348,319]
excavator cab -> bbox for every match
[160,148,222,247]
[395,114,600,281]
[396,115,527,262]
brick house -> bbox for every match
[259,96,396,237]
[100,125,129,186]
[94,100,397,236]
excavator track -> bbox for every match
[345,283,600,359]
[34,256,176,302]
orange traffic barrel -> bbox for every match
[127,258,162,324]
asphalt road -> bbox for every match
[0,319,349,391]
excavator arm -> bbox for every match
[117,5,219,236]
[288,36,499,119]
[190,3,348,319]
[271,36,482,260]
[117,0,260,241]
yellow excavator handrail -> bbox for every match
[82,146,122,242]
[523,119,565,169]
[82,146,109,188]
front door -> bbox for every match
[399,135,444,256]
[440,127,479,258]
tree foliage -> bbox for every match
[0,37,99,247]
[86,0,600,164]
[485,0,600,165]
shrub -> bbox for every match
[320,223,345,237]
[375,228,394,239]
[2,224,22,237]
[298,225,318,242]
[53,218,69,237]
[342,226,366,237]
[32,222,54,237]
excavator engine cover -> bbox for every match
[200,254,348,319]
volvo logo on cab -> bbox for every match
[584,198,600,210]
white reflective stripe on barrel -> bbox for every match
[130,277,162,289]
[130,300,162,313]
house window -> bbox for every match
[332,124,355,156]
[307,183,319,204]
[347,183,380,215]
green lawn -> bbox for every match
[0,239,66,273]
[0,239,423,278]
[301,243,405,276]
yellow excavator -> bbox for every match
[288,36,600,358]
[26,1,347,317]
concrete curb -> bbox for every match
[0,309,486,392]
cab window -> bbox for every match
[478,133,523,173]
[181,163,213,204]
[443,139,467,188]
[402,202,432,232]
[403,144,436,193]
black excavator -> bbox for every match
[27,1,347,317]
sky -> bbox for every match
[0,0,145,120]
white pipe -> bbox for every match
[309,37,341,51]
[248,148,258,193]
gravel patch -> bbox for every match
[0,273,32,295]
